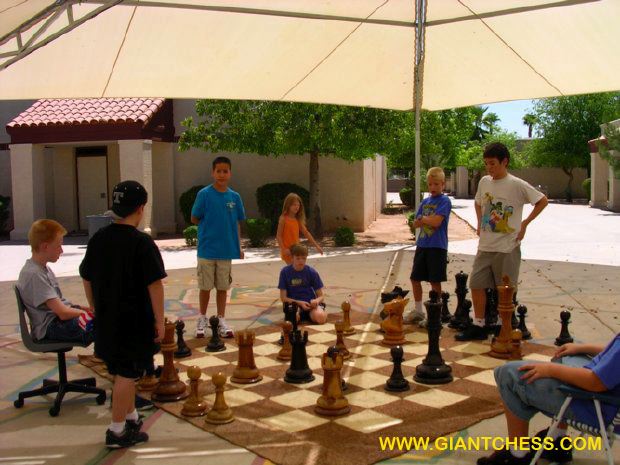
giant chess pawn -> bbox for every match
[555,310,574,346]
[277,321,293,361]
[181,366,207,417]
[490,276,521,360]
[334,321,351,359]
[205,372,234,424]
[284,302,299,333]
[440,292,452,323]
[315,346,350,416]
[174,319,192,358]
[341,301,355,335]
[517,304,532,340]
[231,330,262,384]
[284,330,315,384]
[152,319,189,402]
[449,271,470,329]
[484,288,499,329]
[206,316,226,352]
[385,345,410,392]
[414,291,453,384]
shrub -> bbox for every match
[183,225,198,247]
[246,218,272,247]
[0,195,10,233]
[334,226,355,247]
[399,187,413,207]
[256,183,309,233]
[406,212,416,237]
[582,178,591,201]
[179,185,205,226]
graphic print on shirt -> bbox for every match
[418,203,438,239]
[291,278,303,287]
[481,192,515,233]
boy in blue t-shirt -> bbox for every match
[191,156,246,338]
[406,167,452,326]
[278,243,327,324]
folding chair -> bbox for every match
[13,287,106,416]
[530,384,620,465]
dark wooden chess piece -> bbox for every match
[315,347,350,416]
[206,316,226,352]
[284,329,315,384]
[511,292,519,329]
[205,372,234,424]
[484,288,499,329]
[517,304,532,340]
[277,321,293,361]
[152,319,189,402]
[174,320,192,358]
[284,302,299,333]
[440,292,452,323]
[334,321,351,359]
[449,271,470,329]
[555,310,574,346]
[385,345,410,392]
[231,330,262,384]
[490,276,521,360]
[414,291,453,384]
[341,301,355,335]
[181,366,207,417]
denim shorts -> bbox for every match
[493,355,589,422]
[45,317,94,345]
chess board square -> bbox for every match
[271,389,318,408]
[306,343,331,357]
[353,322,381,332]
[465,369,497,386]
[523,353,552,362]
[233,375,275,389]
[351,344,389,357]
[308,357,324,371]
[255,332,284,343]
[253,356,282,369]
[334,410,402,433]
[290,374,324,389]
[401,356,425,368]
[205,388,264,407]
[308,331,338,344]
[304,324,335,332]
[347,356,393,371]
[346,331,384,343]
[253,343,281,356]
[261,409,329,433]
[404,344,430,356]
[406,389,468,408]
[189,354,229,369]
[456,355,506,370]
[347,389,399,409]
[347,371,387,389]
[404,332,429,343]
[451,342,491,355]
[154,353,164,366]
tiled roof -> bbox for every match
[7,98,165,128]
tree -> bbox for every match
[522,113,537,138]
[470,106,501,141]
[179,100,412,237]
[483,112,500,135]
[526,92,620,200]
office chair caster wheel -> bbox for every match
[49,406,60,417]
[14,398,24,408]
[96,393,106,405]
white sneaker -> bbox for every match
[218,317,234,338]
[404,311,425,324]
[195,315,207,338]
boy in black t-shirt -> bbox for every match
[80,181,166,449]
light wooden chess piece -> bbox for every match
[231,330,263,384]
[510,329,523,360]
[490,276,521,360]
[152,318,189,402]
[277,321,293,361]
[205,372,235,424]
[334,321,351,359]
[381,297,408,346]
[315,347,350,416]
[137,373,159,391]
[341,301,355,335]
[181,366,208,417]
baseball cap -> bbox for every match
[110,180,148,218]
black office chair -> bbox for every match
[13,287,106,416]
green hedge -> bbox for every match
[334,226,355,247]
[256,183,309,233]
[582,178,591,201]
[183,225,198,247]
[246,218,272,247]
[0,195,10,233]
[179,185,205,226]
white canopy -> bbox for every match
[1,0,619,110]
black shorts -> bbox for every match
[410,247,448,283]
[105,358,154,380]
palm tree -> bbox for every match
[522,113,537,138]
[471,106,489,141]
[483,112,500,135]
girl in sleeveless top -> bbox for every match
[276,193,323,264]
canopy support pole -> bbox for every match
[413,0,427,212]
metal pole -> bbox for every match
[413,0,427,212]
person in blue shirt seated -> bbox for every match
[477,334,620,465]
[278,243,327,325]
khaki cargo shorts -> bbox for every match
[469,247,521,290]
[197,258,232,291]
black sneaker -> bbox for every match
[535,428,573,463]
[135,396,155,412]
[126,416,144,432]
[477,448,533,465]
[105,428,149,449]
[455,324,488,341]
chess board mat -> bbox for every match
[81,313,557,465]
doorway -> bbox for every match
[76,147,109,230]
